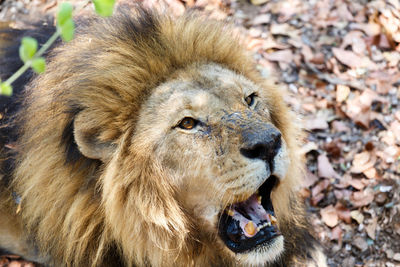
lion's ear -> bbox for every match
[73,112,116,161]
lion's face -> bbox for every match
[133,63,291,265]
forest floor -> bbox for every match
[0,0,399,266]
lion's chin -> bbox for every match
[233,235,284,266]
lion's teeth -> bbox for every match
[226,208,235,216]
[244,221,256,236]
[270,215,277,225]
[257,222,272,231]
[257,195,262,204]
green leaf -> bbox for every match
[93,0,115,17]
[59,19,75,42]
[57,2,73,26]
[19,37,38,63]
[32,57,46,74]
[0,81,12,96]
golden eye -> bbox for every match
[245,93,256,106]
[178,117,197,130]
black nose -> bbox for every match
[240,127,282,171]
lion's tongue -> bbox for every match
[227,194,272,238]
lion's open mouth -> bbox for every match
[218,176,280,253]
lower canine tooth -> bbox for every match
[245,221,256,236]
[270,215,277,224]
[227,209,235,216]
[257,196,262,204]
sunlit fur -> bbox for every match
[0,7,326,267]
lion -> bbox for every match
[0,6,327,267]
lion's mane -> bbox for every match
[0,6,320,267]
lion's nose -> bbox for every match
[240,127,282,171]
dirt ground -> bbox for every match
[0,0,400,266]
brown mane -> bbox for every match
[0,5,327,267]
[12,7,269,266]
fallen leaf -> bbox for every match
[318,154,341,179]
[344,94,371,128]
[306,117,329,130]
[301,45,314,62]
[366,217,378,239]
[270,24,294,36]
[252,14,271,25]
[334,189,352,200]
[363,167,377,179]
[336,84,350,103]
[340,31,366,55]
[335,202,352,223]
[350,151,376,174]
[264,49,293,63]
[348,178,366,190]
[351,23,381,36]
[376,145,400,164]
[321,204,339,228]
[351,189,375,207]
[250,0,269,5]
[332,48,376,69]
[350,210,364,224]
[312,179,330,197]
[331,120,350,132]
[303,170,319,188]
[390,121,400,143]
[331,225,343,241]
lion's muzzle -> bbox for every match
[239,124,282,174]
[217,112,286,254]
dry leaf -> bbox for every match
[366,217,378,239]
[350,210,364,224]
[332,48,376,69]
[250,0,269,5]
[341,31,366,55]
[318,154,341,179]
[351,189,375,207]
[335,203,352,224]
[331,225,343,241]
[321,204,339,228]
[270,24,294,36]
[303,171,319,188]
[331,120,350,132]
[301,45,314,62]
[363,167,377,179]
[306,117,329,130]
[312,179,330,197]
[336,84,350,103]
[252,14,271,25]
[264,49,293,63]
[351,23,381,36]
[351,151,376,174]
[348,178,366,190]
[334,189,352,200]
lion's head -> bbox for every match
[13,7,322,267]
[128,62,296,265]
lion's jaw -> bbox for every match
[133,63,292,265]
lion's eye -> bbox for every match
[178,117,198,130]
[245,93,256,107]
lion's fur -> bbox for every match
[0,6,326,267]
